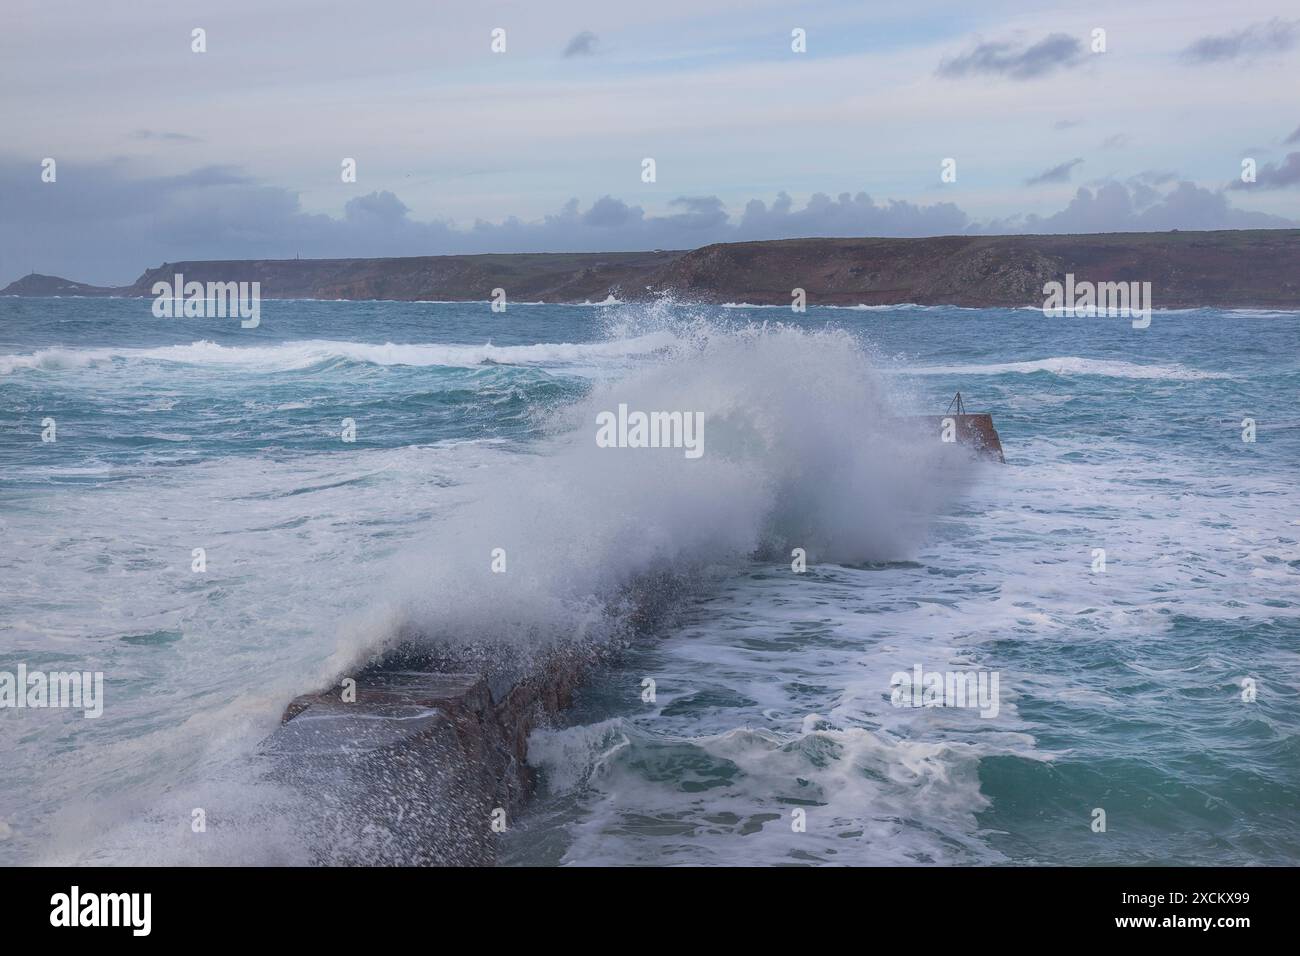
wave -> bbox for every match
[719,302,984,312]
[896,356,1229,380]
[526,719,1003,865]
[332,307,973,673]
[0,334,677,375]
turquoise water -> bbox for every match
[1,296,1297,865]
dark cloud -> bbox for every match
[1229,152,1300,190]
[665,195,729,230]
[1181,17,1298,63]
[734,191,969,240]
[1025,158,1083,185]
[1,159,1295,287]
[0,159,972,285]
[562,31,598,58]
[343,190,410,222]
[582,195,633,227]
[1284,124,1300,144]
[1102,133,1129,149]
[986,179,1296,233]
[1124,172,1176,209]
[938,33,1083,80]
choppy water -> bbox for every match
[1,295,1297,866]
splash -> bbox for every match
[347,305,971,671]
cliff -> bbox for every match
[648,231,1300,308]
[6,229,1299,308]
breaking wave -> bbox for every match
[896,356,1228,380]
[335,309,970,670]
[0,334,678,375]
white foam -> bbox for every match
[526,720,1005,865]
[0,333,678,375]
[896,356,1228,380]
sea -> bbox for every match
[1,295,1297,866]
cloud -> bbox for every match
[1102,133,1129,149]
[1,159,1295,287]
[562,31,598,58]
[163,165,255,188]
[986,179,1297,234]
[1026,158,1083,185]
[1132,170,1177,186]
[343,189,411,222]
[1053,119,1082,131]
[581,195,633,227]
[130,129,203,144]
[1229,152,1300,189]
[938,33,1083,80]
[0,159,972,284]
[1284,125,1300,144]
[662,195,729,230]
[735,191,970,240]
[1181,17,1299,63]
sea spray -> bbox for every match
[351,311,971,674]
[10,297,1293,867]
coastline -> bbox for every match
[6,229,1300,310]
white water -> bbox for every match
[9,313,973,865]
[0,333,678,375]
[357,319,970,667]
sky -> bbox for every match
[2,0,1299,285]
